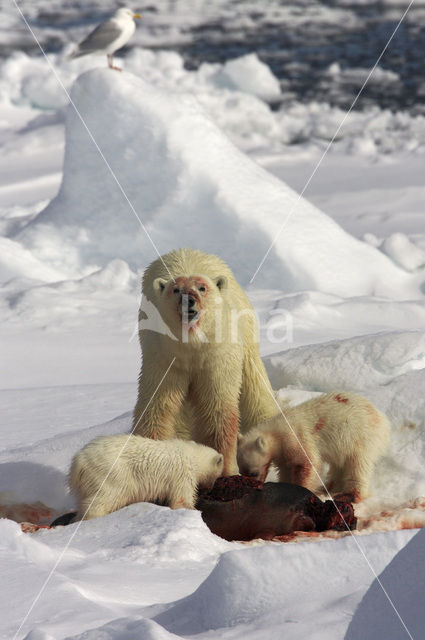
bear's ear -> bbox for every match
[153,277,167,294]
[215,453,224,467]
[255,436,266,453]
[213,275,227,291]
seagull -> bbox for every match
[69,7,141,71]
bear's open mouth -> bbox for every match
[180,309,199,323]
[178,296,200,323]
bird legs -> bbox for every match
[107,54,122,71]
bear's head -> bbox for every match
[237,432,272,482]
[152,273,228,342]
[186,441,224,489]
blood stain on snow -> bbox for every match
[0,501,54,524]
[21,523,51,533]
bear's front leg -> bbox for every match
[287,445,321,493]
[167,474,198,510]
[190,358,242,476]
[338,454,375,502]
[197,405,240,476]
[133,358,189,440]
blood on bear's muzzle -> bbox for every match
[179,292,200,322]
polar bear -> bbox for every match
[132,248,277,475]
[237,391,390,502]
[69,435,224,520]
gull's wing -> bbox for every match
[72,19,123,56]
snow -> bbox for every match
[1,493,420,639]
[13,67,419,300]
[345,526,425,640]
[381,232,425,272]
[1,3,425,638]
[152,530,417,639]
[210,53,282,102]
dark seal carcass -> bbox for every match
[197,476,357,541]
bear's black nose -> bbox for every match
[187,296,196,308]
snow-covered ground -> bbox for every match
[1,2,425,639]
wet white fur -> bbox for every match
[133,248,277,475]
[237,391,390,501]
[69,435,224,520]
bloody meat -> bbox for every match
[197,475,357,541]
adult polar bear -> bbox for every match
[133,248,277,475]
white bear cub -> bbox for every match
[237,391,390,502]
[69,435,224,520]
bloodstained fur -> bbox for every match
[314,416,326,432]
[334,394,349,404]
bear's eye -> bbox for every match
[199,286,206,292]
[173,287,180,294]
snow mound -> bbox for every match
[65,617,181,640]
[346,526,425,640]
[0,461,72,511]
[265,330,425,393]
[16,69,412,296]
[24,630,57,640]
[381,232,425,272]
[51,503,234,562]
[0,237,65,283]
[154,530,415,636]
[2,258,139,333]
[210,53,282,102]
[0,518,59,565]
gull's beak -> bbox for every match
[133,13,141,19]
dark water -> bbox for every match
[178,5,425,113]
[4,1,425,113]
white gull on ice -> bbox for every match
[69,7,141,71]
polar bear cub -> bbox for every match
[69,435,224,520]
[237,391,390,502]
